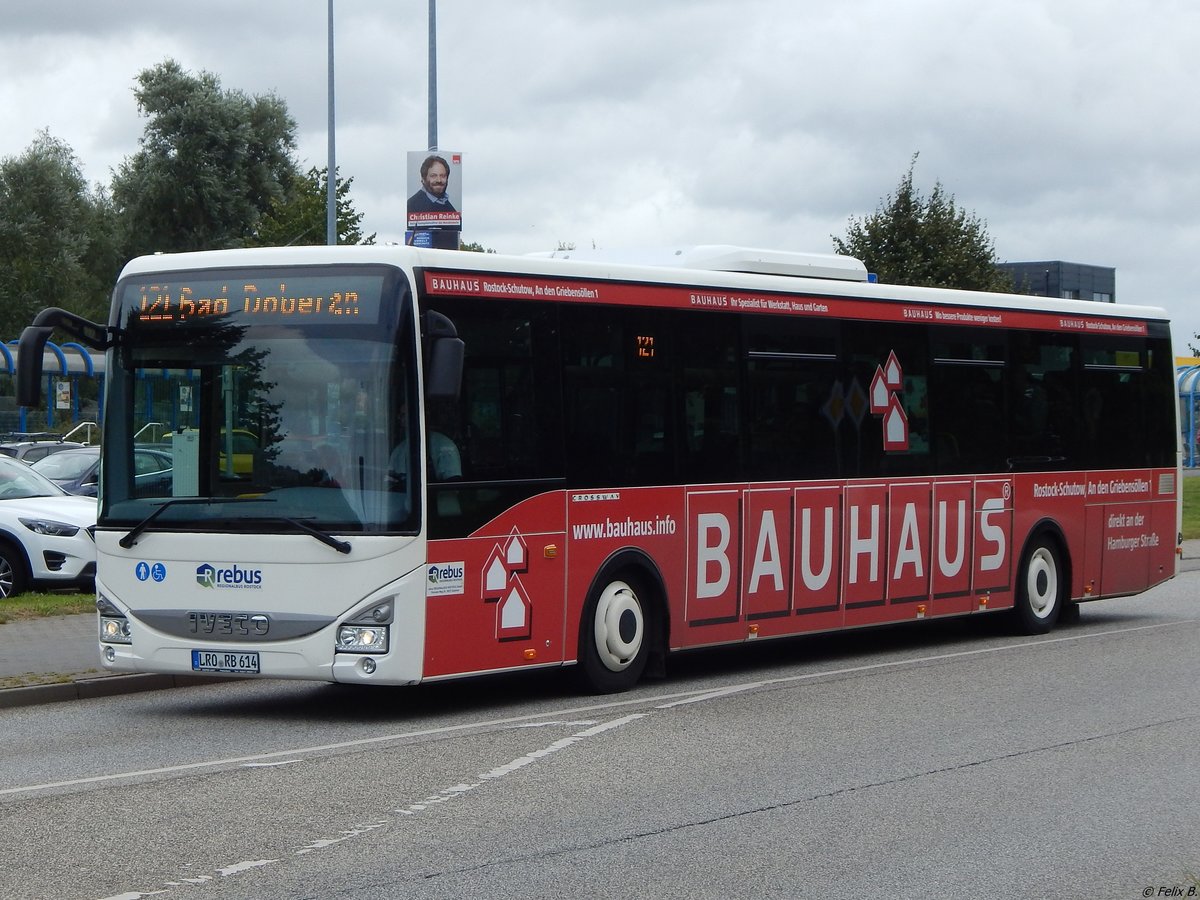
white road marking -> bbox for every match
[46,618,1200,900]
[3,619,1190,800]
[655,683,764,708]
[97,714,648,898]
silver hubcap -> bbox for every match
[593,580,644,672]
[1025,547,1058,618]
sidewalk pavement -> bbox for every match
[5,540,1200,710]
[0,613,222,709]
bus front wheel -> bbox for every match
[1014,536,1063,634]
[579,576,649,693]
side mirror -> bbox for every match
[16,325,54,407]
[422,310,464,399]
[427,336,464,398]
[16,308,113,408]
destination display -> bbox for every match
[122,271,390,327]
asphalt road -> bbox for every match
[0,574,1197,900]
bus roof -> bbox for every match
[116,244,1169,325]
[526,245,870,282]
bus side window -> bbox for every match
[840,321,929,477]
[681,314,740,483]
[561,306,674,487]
[1009,332,1076,467]
[441,301,561,484]
[1080,336,1154,468]
[425,397,464,481]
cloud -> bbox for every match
[2,0,1198,337]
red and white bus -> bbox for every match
[17,244,1181,692]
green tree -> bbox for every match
[833,154,1012,292]
[252,167,374,247]
[0,131,117,337]
[459,241,496,253]
[112,59,298,257]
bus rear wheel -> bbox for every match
[1014,536,1063,634]
[579,576,649,693]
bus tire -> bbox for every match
[579,574,650,694]
[0,540,29,599]
[1014,534,1063,634]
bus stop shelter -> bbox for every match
[1178,362,1200,468]
[0,340,105,434]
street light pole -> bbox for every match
[428,0,437,151]
[326,0,337,245]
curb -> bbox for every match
[0,673,229,710]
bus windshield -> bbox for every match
[98,265,419,535]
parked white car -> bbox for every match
[0,454,96,599]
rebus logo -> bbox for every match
[197,564,217,589]
[428,563,464,584]
[196,563,264,589]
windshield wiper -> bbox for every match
[255,515,352,555]
[119,497,265,549]
[120,498,353,555]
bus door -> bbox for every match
[424,495,567,679]
[419,296,568,679]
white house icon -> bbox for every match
[883,350,903,389]
[481,528,534,641]
[500,583,531,631]
[882,394,909,451]
[870,366,892,414]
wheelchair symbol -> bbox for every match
[135,562,167,583]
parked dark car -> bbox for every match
[30,447,172,497]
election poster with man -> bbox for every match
[406,150,463,231]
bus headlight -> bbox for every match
[100,616,132,644]
[97,593,132,644]
[336,625,388,653]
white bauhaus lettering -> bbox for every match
[848,503,880,584]
[684,479,1012,629]
[893,502,924,579]
[800,506,834,591]
[937,499,967,577]
[748,510,783,594]
[695,512,731,599]
[979,497,1006,570]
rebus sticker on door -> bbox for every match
[427,561,465,596]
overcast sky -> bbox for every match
[3,0,1199,344]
